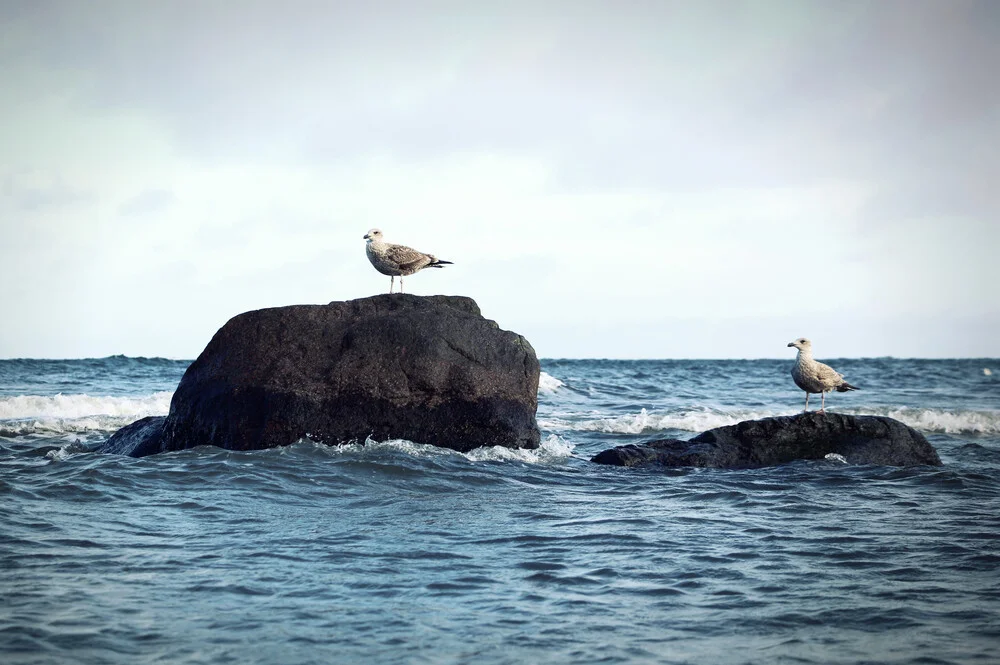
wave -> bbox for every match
[0,392,172,436]
[539,407,774,435]
[311,433,575,464]
[849,407,1000,435]
[538,372,564,394]
[540,406,1000,435]
[9,390,997,441]
[464,434,575,463]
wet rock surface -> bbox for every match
[591,412,942,468]
[98,295,540,457]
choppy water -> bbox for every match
[2,356,999,664]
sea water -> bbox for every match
[1,356,999,664]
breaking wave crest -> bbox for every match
[848,407,1000,434]
[538,372,564,394]
[7,393,996,442]
[310,433,575,465]
[0,392,172,436]
[540,406,1000,435]
[539,407,774,434]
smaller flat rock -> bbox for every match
[591,412,942,469]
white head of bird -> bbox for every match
[363,228,384,243]
[787,337,812,355]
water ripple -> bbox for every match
[2,358,999,664]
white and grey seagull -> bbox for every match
[787,337,859,413]
[363,228,453,294]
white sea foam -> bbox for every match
[539,406,1000,436]
[0,392,172,435]
[45,441,94,461]
[464,434,575,463]
[539,407,775,434]
[538,372,564,394]
[320,433,575,465]
[846,407,1000,435]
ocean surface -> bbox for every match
[2,356,999,665]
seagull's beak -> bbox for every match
[787,342,795,347]
[363,234,369,240]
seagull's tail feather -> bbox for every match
[837,381,859,392]
[429,258,453,268]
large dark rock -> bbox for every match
[591,412,942,468]
[98,295,540,457]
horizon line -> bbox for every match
[2,354,999,363]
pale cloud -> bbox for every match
[0,1,997,358]
[118,189,176,217]
[2,170,94,211]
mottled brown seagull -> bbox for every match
[363,228,452,293]
[787,337,858,412]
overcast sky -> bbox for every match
[1,0,998,359]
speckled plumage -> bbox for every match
[363,228,452,293]
[787,337,858,412]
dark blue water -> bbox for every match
[2,356,999,664]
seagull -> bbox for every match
[787,337,858,413]
[363,228,453,294]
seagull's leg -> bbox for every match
[804,393,809,412]
[400,276,405,294]
[820,391,826,414]
[389,276,395,293]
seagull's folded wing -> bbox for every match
[814,361,844,386]
[387,244,431,272]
